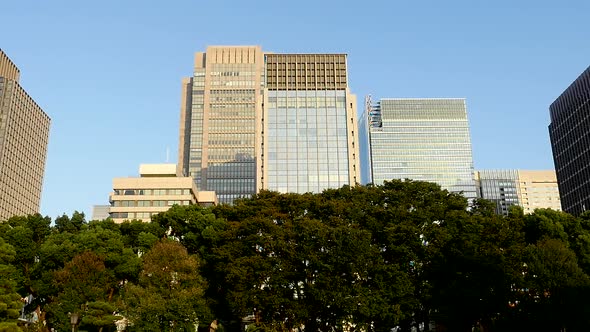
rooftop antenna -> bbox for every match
[166,147,170,163]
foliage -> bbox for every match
[122,240,210,331]
[4,182,590,331]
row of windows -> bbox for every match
[267,90,346,98]
[211,96,256,103]
[267,128,348,137]
[267,97,346,109]
[112,200,190,207]
[210,71,257,77]
[377,121,469,128]
[208,148,255,161]
[208,119,256,132]
[372,139,471,145]
[267,161,349,172]
[267,182,348,195]
[111,212,159,219]
[268,151,349,160]
[207,178,256,195]
[371,150,473,157]
[113,189,191,196]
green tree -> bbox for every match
[122,240,210,331]
[0,238,22,332]
[80,301,122,332]
[54,211,86,234]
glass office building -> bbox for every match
[263,54,359,194]
[365,98,477,199]
[476,170,520,215]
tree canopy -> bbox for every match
[1,180,590,331]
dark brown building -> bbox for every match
[549,66,590,215]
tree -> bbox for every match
[0,238,22,332]
[80,301,122,332]
[122,240,210,331]
[46,251,114,331]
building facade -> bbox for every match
[0,50,50,220]
[549,66,590,215]
[109,164,217,223]
[476,170,520,215]
[178,46,264,204]
[264,54,359,194]
[178,46,360,204]
[476,170,561,215]
[363,98,477,199]
[91,205,111,221]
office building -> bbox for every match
[549,66,590,215]
[518,170,561,213]
[264,54,359,194]
[475,170,520,214]
[178,46,360,204]
[363,97,477,199]
[0,50,50,220]
[476,170,561,215]
[109,164,217,223]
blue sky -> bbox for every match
[2,0,589,219]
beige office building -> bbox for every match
[0,50,50,220]
[178,46,360,204]
[517,170,561,214]
[476,170,561,215]
[109,164,217,223]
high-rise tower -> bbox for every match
[0,50,51,220]
[178,46,360,204]
[178,46,264,204]
[549,66,590,215]
[363,98,477,199]
[263,54,359,193]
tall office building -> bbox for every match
[178,46,264,204]
[178,46,360,204]
[476,170,561,215]
[264,54,359,194]
[549,66,590,215]
[0,50,50,220]
[363,98,477,199]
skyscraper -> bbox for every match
[178,46,264,204]
[264,54,359,194]
[549,66,590,215]
[0,50,50,220]
[178,46,360,204]
[363,98,477,199]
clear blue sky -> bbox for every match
[2,0,589,219]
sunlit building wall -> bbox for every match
[109,164,217,223]
[0,50,50,220]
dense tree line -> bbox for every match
[1,180,590,331]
